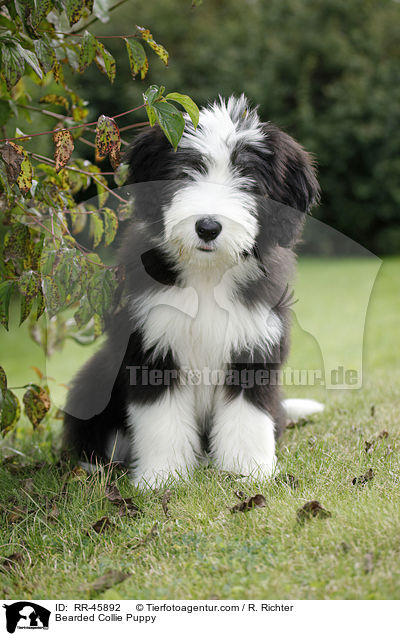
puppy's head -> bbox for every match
[127,95,320,269]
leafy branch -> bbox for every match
[0,0,199,438]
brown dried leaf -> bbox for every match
[230,493,266,513]
[296,500,332,523]
[105,482,123,503]
[0,142,24,184]
[0,552,24,573]
[22,477,35,493]
[105,482,140,518]
[53,128,74,173]
[6,505,27,523]
[286,418,309,430]
[90,516,114,534]
[365,430,389,453]
[352,468,374,486]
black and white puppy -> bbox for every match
[63,95,323,488]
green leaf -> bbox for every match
[33,39,56,74]
[35,289,45,320]
[17,44,43,80]
[0,367,7,393]
[31,0,54,30]
[0,389,21,436]
[0,159,14,205]
[42,275,63,317]
[18,270,40,324]
[74,295,93,328]
[0,43,25,91]
[153,101,185,150]
[125,38,147,79]
[23,385,50,428]
[54,248,84,305]
[89,212,104,248]
[17,153,33,195]
[136,26,169,66]
[3,224,30,263]
[87,269,115,315]
[0,281,15,330]
[143,84,165,106]
[94,174,109,207]
[102,208,118,246]
[78,30,97,73]
[39,248,58,276]
[96,40,116,83]
[166,92,199,128]
[114,162,129,186]
[63,0,91,26]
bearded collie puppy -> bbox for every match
[63,95,323,488]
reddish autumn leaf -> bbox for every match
[53,129,74,173]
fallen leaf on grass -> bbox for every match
[131,523,158,550]
[80,570,130,593]
[230,494,266,513]
[0,552,23,573]
[162,489,172,518]
[286,418,309,430]
[5,505,28,523]
[105,483,140,518]
[22,477,35,493]
[90,516,114,534]
[60,465,89,495]
[296,500,332,523]
[365,431,389,454]
[275,473,299,489]
[352,468,374,486]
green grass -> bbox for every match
[1,257,400,599]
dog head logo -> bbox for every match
[3,602,50,634]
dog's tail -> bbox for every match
[282,398,324,422]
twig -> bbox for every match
[0,104,144,142]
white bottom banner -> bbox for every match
[1,599,398,635]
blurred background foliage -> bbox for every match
[73,0,400,255]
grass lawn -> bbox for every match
[1,256,400,600]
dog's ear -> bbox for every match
[256,123,320,249]
[126,125,172,184]
[261,122,320,213]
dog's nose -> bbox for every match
[195,218,222,242]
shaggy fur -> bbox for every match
[63,95,321,488]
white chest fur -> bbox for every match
[131,262,282,373]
